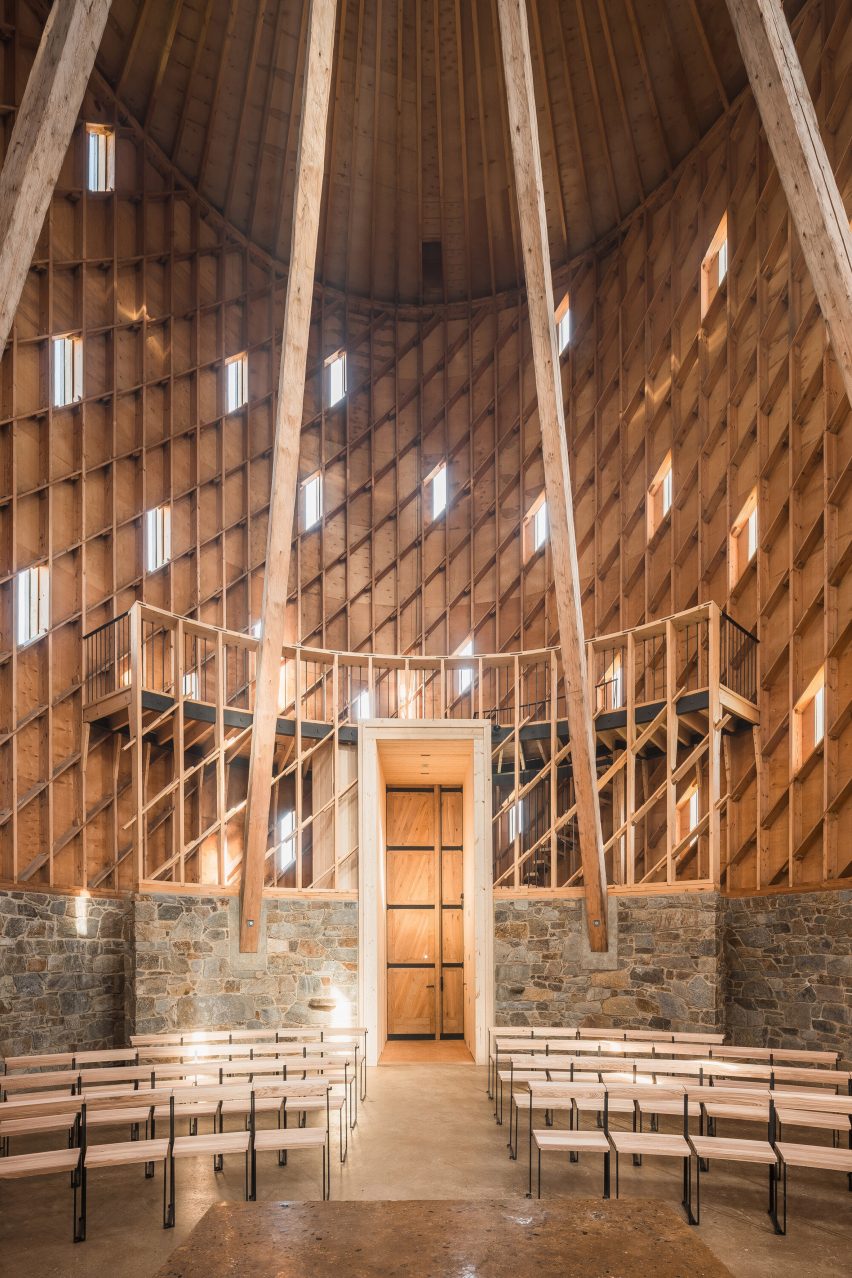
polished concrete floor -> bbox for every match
[1,1064,849,1277]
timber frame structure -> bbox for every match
[79,600,760,896]
[0,0,850,914]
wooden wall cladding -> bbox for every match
[0,0,849,895]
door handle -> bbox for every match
[426,983,435,989]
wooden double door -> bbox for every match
[385,786,464,1040]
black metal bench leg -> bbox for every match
[683,1156,698,1225]
[603,1151,610,1200]
[537,1146,542,1199]
[164,1150,176,1229]
[73,1165,86,1244]
[569,1107,579,1164]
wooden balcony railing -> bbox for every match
[83,602,758,896]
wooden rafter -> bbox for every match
[240,0,337,952]
[0,0,112,354]
[725,0,852,408]
[495,0,608,949]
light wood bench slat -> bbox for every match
[775,1142,852,1172]
[85,1139,170,1169]
[689,1136,776,1165]
[253,1127,327,1152]
[0,1148,79,1179]
[532,1129,610,1153]
[775,1107,851,1130]
[172,1132,250,1157]
[608,1132,691,1157]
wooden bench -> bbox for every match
[250,1125,329,1200]
[0,1144,84,1242]
[532,1127,611,1200]
[773,1141,852,1234]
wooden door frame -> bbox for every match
[358,721,494,1065]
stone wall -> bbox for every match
[130,894,358,1035]
[725,890,852,1066]
[494,893,725,1033]
[0,889,131,1057]
[2,885,848,1062]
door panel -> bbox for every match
[441,848,463,904]
[387,909,435,964]
[441,790,463,846]
[386,790,434,846]
[387,848,435,904]
[441,967,464,1036]
[441,907,464,965]
[388,969,436,1037]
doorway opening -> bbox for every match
[358,721,493,1067]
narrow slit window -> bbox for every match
[353,688,371,721]
[15,566,49,648]
[182,670,199,700]
[225,353,248,413]
[597,651,623,711]
[647,452,673,540]
[525,492,547,559]
[145,506,171,573]
[326,350,347,408]
[86,126,115,193]
[676,783,700,847]
[428,462,447,520]
[277,810,297,873]
[53,335,83,407]
[303,472,323,531]
[555,292,571,355]
[794,668,825,770]
[730,489,758,587]
[701,213,728,316]
[457,638,474,695]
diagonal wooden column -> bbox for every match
[725,0,852,406]
[0,0,113,354]
[496,0,608,949]
[240,0,337,951]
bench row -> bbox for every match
[519,1085,852,1235]
[0,1087,337,1243]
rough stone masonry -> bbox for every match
[0,886,849,1062]
[494,892,726,1033]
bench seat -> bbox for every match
[689,1136,776,1166]
[0,1148,79,1179]
[775,1142,852,1173]
[533,1129,610,1154]
[85,1138,169,1169]
[775,1106,851,1132]
[253,1126,327,1153]
[172,1131,250,1158]
[608,1131,690,1158]
[0,1111,78,1138]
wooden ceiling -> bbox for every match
[89,0,798,304]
